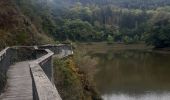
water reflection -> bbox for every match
[92,50,170,100]
[103,92,170,100]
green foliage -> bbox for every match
[53,58,84,100]
[123,36,133,44]
[15,31,28,44]
[50,2,151,43]
[53,57,102,100]
[2,0,170,47]
[42,16,56,34]
[70,0,170,9]
[146,12,170,48]
[13,0,170,46]
[107,35,114,44]
[56,2,170,46]
[56,19,96,41]
[114,31,123,42]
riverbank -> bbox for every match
[53,42,170,100]
[151,47,170,54]
[75,42,170,54]
[53,56,102,100]
[75,42,153,53]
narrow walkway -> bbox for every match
[0,61,33,100]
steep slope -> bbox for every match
[0,0,54,49]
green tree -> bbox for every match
[123,36,133,44]
[58,19,96,41]
[107,35,114,44]
[146,12,170,48]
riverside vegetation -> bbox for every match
[53,56,102,100]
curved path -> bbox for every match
[0,46,73,100]
[0,61,32,100]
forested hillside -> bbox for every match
[50,0,170,48]
[58,0,170,9]
[0,0,170,49]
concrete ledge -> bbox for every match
[0,47,10,61]
[29,49,62,100]
[30,64,62,100]
[36,49,54,64]
[0,44,73,100]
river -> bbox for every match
[83,43,170,100]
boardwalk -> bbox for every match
[0,61,33,100]
[0,45,73,100]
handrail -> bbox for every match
[0,44,73,100]
[35,49,53,64]
[29,49,62,100]
[0,47,10,61]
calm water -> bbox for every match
[92,50,170,100]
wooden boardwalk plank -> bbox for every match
[0,61,33,100]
